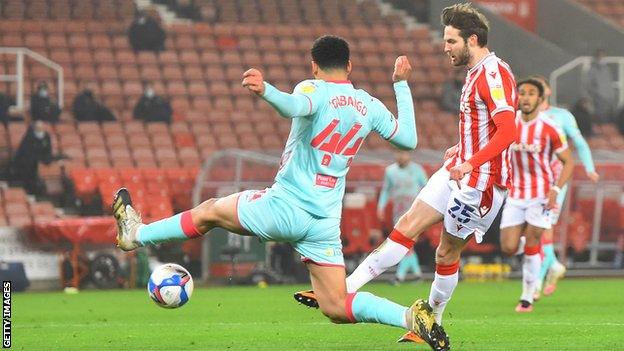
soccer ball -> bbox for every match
[148,263,194,308]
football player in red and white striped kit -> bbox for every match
[343,3,518,344]
[499,78,575,312]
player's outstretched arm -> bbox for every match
[242,68,319,118]
[563,110,599,182]
[374,56,417,150]
[377,169,391,220]
[548,148,575,209]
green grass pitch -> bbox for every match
[13,278,624,350]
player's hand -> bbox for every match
[242,68,265,96]
[377,209,385,221]
[444,144,459,161]
[392,56,412,82]
[586,171,600,183]
[449,162,473,189]
[545,189,559,210]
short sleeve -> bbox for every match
[549,124,568,154]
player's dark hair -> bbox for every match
[311,35,350,70]
[441,3,489,47]
[530,75,550,89]
[517,78,544,97]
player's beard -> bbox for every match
[520,102,539,115]
[453,45,471,67]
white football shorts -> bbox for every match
[500,197,552,230]
[416,167,507,243]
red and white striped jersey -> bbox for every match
[445,52,517,191]
[509,111,568,200]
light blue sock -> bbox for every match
[411,253,422,275]
[396,255,410,281]
[137,211,202,246]
[348,292,408,328]
[539,243,556,282]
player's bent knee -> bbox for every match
[192,198,218,225]
[500,243,518,257]
[318,299,351,324]
[395,211,426,239]
[436,245,461,265]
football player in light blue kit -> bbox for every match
[113,36,447,348]
[532,76,599,298]
[377,150,428,284]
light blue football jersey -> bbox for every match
[261,79,417,218]
[378,162,428,221]
[542,106,595,172]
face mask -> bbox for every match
[39,89,49,98]
[138,17,147,24]
[34,130,45,139]
[145,88,155,98]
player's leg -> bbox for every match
[308,263,449,349]
[408,183,506,336]
[404,249,422,280]
[113,187,249,251]
[515,224,543,311]
[428,230,469,324]
[426,184,506,325]
[345,168,451,292]
[500,225,525,256]
[411,251,423,278]
[346,200,443,291]
[395,254,411,284]
[499,199,528,257]
[537,228,556,297]
[541,186,568,295]
[542,226,567,296]
[308,263,406,325]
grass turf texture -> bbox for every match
[13,278,624,350]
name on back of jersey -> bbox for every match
[330,95,368,116]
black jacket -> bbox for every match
[30,94,61,123]
[72,90,116,122]
[10,126,52,180]
[133,95,172,123]
[128,17,166,52]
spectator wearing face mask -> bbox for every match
[30,81,61,123]
[133,83,172,123]
[72,82,117,122]
[9,120,56,196]
[128,10,166,52]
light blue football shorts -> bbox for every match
[237,187,344,267]
[550,184,569,225]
